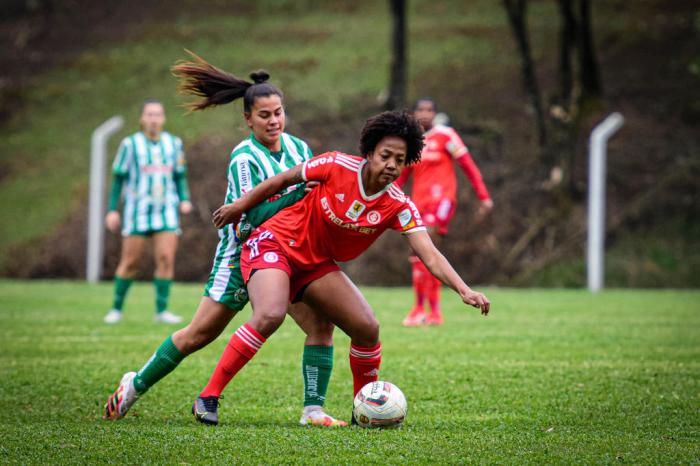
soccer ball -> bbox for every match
[353,381,407,428]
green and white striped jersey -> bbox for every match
[207,132,311,300]
[112,131,188,235]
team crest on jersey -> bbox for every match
[366,210,382,225]
[345,200,366,221]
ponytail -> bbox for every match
[172,50,283,112]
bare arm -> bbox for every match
[212,164,304,229]
[404,230,490,315]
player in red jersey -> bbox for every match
[397,98,494,327]
[191,111,490,425]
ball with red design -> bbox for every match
[353,381,407,428]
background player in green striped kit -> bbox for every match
[104,99,192,324]
[104,52,345,427]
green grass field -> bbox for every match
[1,280,698,464]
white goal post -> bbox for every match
[87,116,124,284]
[587,112,624,292]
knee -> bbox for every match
[353,315,379,347]
[251,310,286,338]
[118,262,138,278]
[155,253,173,269]
[304,321,335,346]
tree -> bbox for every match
[502,0,547,145]
[557,0,577,110]
[386,0,407,110]
[577,0,602,101]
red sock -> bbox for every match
[199,323,266,398]
[411,258,428,311]
[428,274,442,314]
[349,342,382,396]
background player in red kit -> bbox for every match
[397,98,494,327]
[192,111,490,425]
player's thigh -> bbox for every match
[120,235,147,265]
[247,268,291,337]
[302,271,378,346]
[287,301,335,344]
[173,296,235,355]
[153,231,178,262]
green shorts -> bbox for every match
[203,253,249,313]
[125,226,180,237]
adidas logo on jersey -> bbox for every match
[335,193,345,202]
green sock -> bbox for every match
[153,277,172,313]
[302,345,334,407]
[112,276,133,311]
[133,335,185,394]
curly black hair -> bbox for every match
[359,110,424,165]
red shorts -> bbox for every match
[415,197,455,235]
[240,228,340,302]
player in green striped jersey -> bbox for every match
[104,100,192,325]
[104,53,345,427]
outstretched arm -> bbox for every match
[212,164,304,228]
[404,229,490,315]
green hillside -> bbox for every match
[0,1,508,255]
[1,0,698,285]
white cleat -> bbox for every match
[103,309,123,324]
[299,408,348,427]
[104,371,140,419]
[154,310,183,324]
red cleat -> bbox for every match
[402,307,427,327]
[425,311,444,326]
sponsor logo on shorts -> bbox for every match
[366,210,381,225]
[345,200,366,221]
[263,252,279,263]
[246,230,274,259]
[233,287,248,303]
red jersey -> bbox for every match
[260,152,425,268]
[396,125,490,206]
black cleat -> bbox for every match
[192,396,220,426]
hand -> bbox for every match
[105,211,121,233]
[180,201,193,215]
[477,199,494,218]
[304,181,320,194]
[212,203,243,229]
[461,289,490,316]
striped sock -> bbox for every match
[349,342,382,396]
[199,323,266,398]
